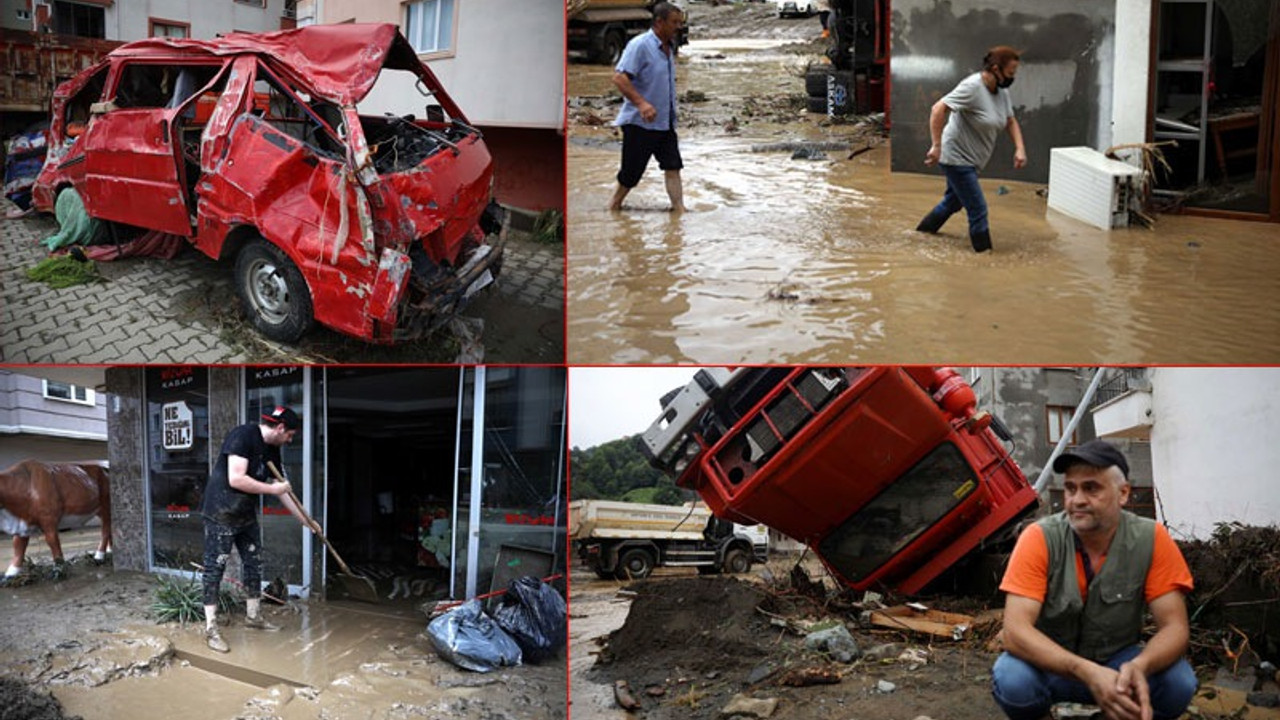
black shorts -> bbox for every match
[617,125,683,189]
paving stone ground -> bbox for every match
[1,201,564,364]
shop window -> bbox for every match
[405,0,455,55]
[145,367,210,574]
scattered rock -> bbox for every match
[720,694,778,718]
[614,679,641,711]
[1248,692,1280,708]
[778,666,841,686]
[746,661,777,685]
[876,680,896,693]
[861,642,902,662]
[645,685,666,697]
[897,647,930,669]
[803,624,860,663]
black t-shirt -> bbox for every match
[201,422,281,527]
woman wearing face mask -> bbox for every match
[916,46,1026,253]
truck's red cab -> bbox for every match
[641,367,1039,595]
[32,24,502,345]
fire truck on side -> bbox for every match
[639,367,1040,595]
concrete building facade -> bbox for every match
[1092,366,1280,538]
[14,0,292,39]
[303,0,566,216]
[0,368,107,468]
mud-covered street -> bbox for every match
[0,528,567,720]
[566,4,1280,365]
[568,555,1274,720]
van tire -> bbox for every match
[806,96,828,114]
[723,548,751,574]
[235,238,315,343]
[616,548,655,580]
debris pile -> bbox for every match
[1180,523,1280,666]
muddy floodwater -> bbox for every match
[567,41,1280,364]
[0,528,566,720]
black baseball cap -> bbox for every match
[1052,439,1129,480]
[261,406,302,431]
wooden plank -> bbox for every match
[868,606,973,640]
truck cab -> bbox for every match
[640,367,1040,595]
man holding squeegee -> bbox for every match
[200,405,309,653]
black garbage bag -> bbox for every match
[492,576,567,662]
[426,599,522,672]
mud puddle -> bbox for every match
[1,529,566,719]
[566,25,1280,364]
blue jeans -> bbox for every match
[931,164,988,236]
[991,646,1197,720]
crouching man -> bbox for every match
[993,440,1198,720]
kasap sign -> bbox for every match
[162,401,194,451]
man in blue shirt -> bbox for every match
[609,2,686,212]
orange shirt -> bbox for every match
[1000,521,1194,603]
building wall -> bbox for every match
[0,369,107,468]
[104,366,147,572]
[2,0,30,31]
[109,0,287,40]
[890,0,1117,183]
[1149,367,1280,538]
[482,125,566,212]
[343,0,565,130]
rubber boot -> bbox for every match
[970,230,992,253]
[915,210,948,234]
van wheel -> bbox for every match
[616,549,655,580]
[723,548,751,574]
[235,238,314,343]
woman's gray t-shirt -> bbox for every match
[939,72,1014,169]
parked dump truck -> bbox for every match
[1,28,122,207]
[805,0,889,118]
[567,0,688,65]
[569,498,763,580]
[640,367,1040,595]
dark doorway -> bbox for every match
[323,367,461,613]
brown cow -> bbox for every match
[0,460,111,577]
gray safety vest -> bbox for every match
[1034,510,1154,662]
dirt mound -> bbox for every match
[596,576,773,676]
[0,677,81,720]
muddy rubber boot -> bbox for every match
[970,230,992,253]
[915,210,948,234]
[244,614,281,631]
[206,627,230,653]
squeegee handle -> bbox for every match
[265,461,356,577]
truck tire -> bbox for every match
[235,237,315,343]
[602,30,626,66]
[616,548,655,580]
[806,95,828,114]
[723,548,751,574]
[805,67,833,97]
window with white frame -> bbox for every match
[1046,405,1077,445]
[44,380,95,406]
[405,0,455,54]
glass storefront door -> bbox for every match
[244,367,310,594]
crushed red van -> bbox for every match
[640,367,1040,595]
[33,23,503,344]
